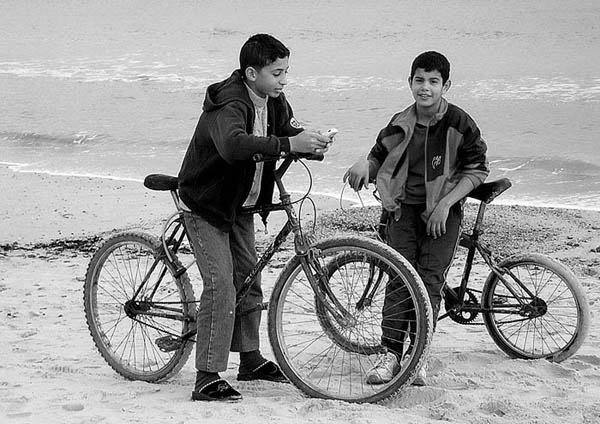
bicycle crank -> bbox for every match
[446,287,480,324]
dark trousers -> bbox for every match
[183,212,263,373]
[381,203,462,356]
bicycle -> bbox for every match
[83,154,435,403]
[432,178,590,362]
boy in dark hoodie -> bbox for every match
[344,51,489,386]
[178,34,331,402]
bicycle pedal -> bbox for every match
[155,336,182,352]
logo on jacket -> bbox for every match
[289,117,303,129]
[431,155,442,170]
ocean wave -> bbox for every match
[1,163,143,183]
[296,75,600,102]
[493,158,534,173]
[0,161,31,171]
[467,77,600,102]
[2,58,598,102]
[492,156,600,176]
[299,75,401,92]
[1,130,108,145]
[0,57,225,88]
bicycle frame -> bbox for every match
[442,186,541,320]
[132,156,354,343]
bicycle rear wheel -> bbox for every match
[84,231,196,382]
[268,236,433,403]
[482,253,590,362]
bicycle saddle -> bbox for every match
[144,174,179,191]
[467,178,512,204]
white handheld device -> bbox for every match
[323,128,339,139]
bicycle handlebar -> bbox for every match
[252,152,324,163]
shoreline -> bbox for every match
[0,161,600,237]
[2,166,599,279]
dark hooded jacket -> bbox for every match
[178,70,303,231]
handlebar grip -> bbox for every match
[302,152,325,161]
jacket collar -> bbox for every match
[390,98,449,128]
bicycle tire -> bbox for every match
[315,251,387,355]
[482,253,590,362]
[84,231,196,382]
[268,235,433,403]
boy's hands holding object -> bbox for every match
[314,128,338,153]
[322,128,338,141]
[289,128,337,155]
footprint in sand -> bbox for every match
[3,395,32,419]
[540,361,578,379]
[6,412,33,419]
[427,356,445,375]
[385,386,447,409]
[19,329,38,338]
[571,354,600,367]
[62,403,85,411]
[479,398,517,417]
[49,365,80,374]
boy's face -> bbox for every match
[246,56,289,98]
[409,68,450,111]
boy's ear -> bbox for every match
[443,79,452,93]
[245,66,258,82]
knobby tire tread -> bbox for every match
[83,231,195,382]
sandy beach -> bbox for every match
[1,167,599,424]
[1,0,599,421]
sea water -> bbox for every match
[1,0,599,210]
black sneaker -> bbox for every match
[237,360,288,383]
[191,379,242,402]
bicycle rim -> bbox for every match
[268,236,432,403]
[315,251,387,355]
[482,253,590,362]
[84,232,196,382]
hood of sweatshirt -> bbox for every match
[202,70,252,113]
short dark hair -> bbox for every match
[239,34,290,75]
[410,51,450,84]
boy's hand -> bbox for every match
[426,178,475,238]
[343,159,370,191]
[289,131,331,154]
[426,203,450,239]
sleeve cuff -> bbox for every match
[279,137,291,153]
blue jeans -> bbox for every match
[183,211,263,373]
[381,203,462,355]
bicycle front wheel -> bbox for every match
[482,253,590,362]
[268,236,433,403]
[84,231,196,382]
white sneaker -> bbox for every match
[412,361,427,386]
[365,353,400,385]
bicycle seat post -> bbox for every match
[466,178,512,241]
[472,201,487,241]
[170,190,182,211]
